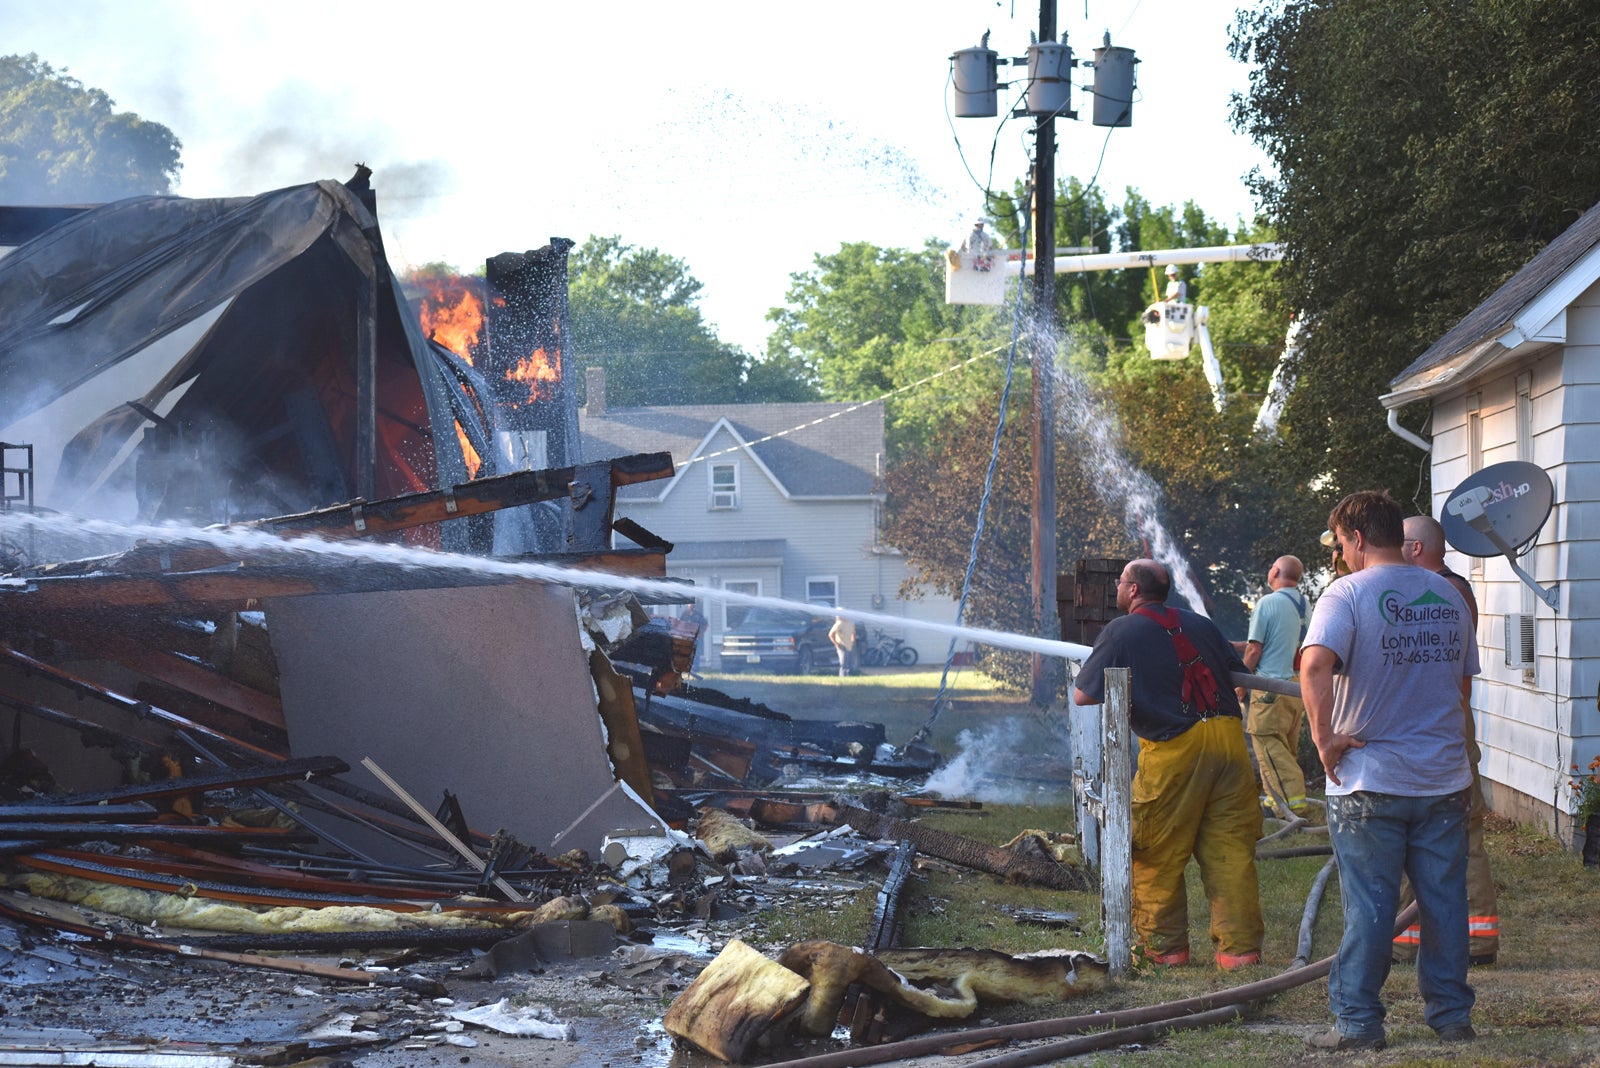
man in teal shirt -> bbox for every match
[1236,555,1310,817]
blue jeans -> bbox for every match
[1326,790,1474,1040]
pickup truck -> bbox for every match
[718,608,835,674]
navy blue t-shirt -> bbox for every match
[1075,606,1247,741]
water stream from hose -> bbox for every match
[0,511,1095,664]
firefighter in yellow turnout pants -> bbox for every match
[1074,559,1265,969]
[1235,555,1311,818]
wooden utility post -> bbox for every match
[1102,668,1133,977]
[1029,0,1062,706]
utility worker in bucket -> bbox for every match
[1072,558,1264,970]
[1163,264,1187,304]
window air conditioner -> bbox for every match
[1504,613,1535,669]
[711,492,737,510]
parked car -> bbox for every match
[718,608,835,674]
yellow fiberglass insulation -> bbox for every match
[11,873,529,935]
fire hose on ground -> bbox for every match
[760,902,1418,1068]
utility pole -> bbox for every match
[1029,0,1062,707]
[949,5,1136,704]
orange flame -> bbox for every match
[416,275,484,365]
[505,347,561,405]
[454,421,482,479]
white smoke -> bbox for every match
[919,719,1069,805]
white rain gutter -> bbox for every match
[1386,408,1432,453]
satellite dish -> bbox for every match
[1441,461,1554,557]
[1442,460,1559,612]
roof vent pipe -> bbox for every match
[1387,408,1432,453]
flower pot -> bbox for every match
[1585,812,1600,869]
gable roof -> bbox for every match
[580,402,883,499]
[1385,200,1600,407]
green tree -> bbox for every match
[1229,0,1600,556]
[568,235,783,407]
[879,197,1291,687]
[0,53,181,201]
[765,238,1001,450]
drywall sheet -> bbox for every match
[266,581,663,862]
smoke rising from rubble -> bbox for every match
[920,720,1069,804]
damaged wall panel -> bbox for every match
[266,582,664,861]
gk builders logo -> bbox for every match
[1379,588,1460,627]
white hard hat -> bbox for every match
[1165,264,1178,276]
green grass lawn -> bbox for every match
[697,672,1600,1066]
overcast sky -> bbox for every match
[6,0,1272,354]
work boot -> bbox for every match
[1306,1026,1386,1052]
[1215,950,1260,971]
[1146,947,1190,967]
[1437,1023,1476,1042]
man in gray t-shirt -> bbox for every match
[1300,491,1478,1052]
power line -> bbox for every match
[680,343,1009,468]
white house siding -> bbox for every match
[613,426,957,660]
[1426,282,1600,836]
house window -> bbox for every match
[722,580,759,629]
[807,578,839,609]
[709,462,740,510]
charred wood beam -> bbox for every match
[847,839,918,1045]
[866,840,916,953]
[3,453,673,583]
[61,845,477,902]
[355,268,378,500]
[52,624,285,730]
[1,551,668,614]
[243,451,673,540]
[831,802,1091,892]
[0,689,155,756]
[33,755,347,807]
[0,645,282,762]
[0,822,317,852]
[13,851,519,913]
[0,803,155,821]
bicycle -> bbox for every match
[861,629,919,667]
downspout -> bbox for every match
[1386,407,1432,453]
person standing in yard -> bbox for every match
[1072,558,1264,971]
[828,614,857,678]
[1399,513,1500,967]
[1235,555,1311,818]
[1301,492,1478,1051]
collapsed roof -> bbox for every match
[0,172,491,545]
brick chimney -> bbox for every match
[586,366,607,416]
